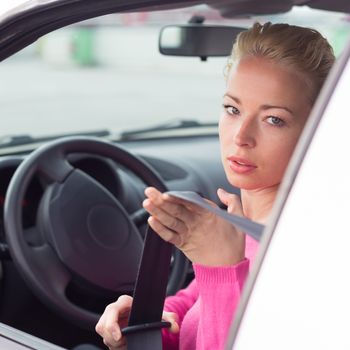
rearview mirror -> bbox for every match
[159,25,245,58]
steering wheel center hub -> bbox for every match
[87,204,130,249]
[39,169,143,291]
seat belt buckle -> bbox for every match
[121,321,171,336]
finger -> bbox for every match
[107,295,133,329]
[217,188,231,206]
[163,192,219,216]
[217,188,243,215]
[143,199,187,233]
[148,216,182,246]
[103,337,126,350]
[146,187,212,220]
[144,187,163,201]
[96,315,122,349]
[148,194,193,222]
[161,192,197,208]
[97,295,132,348]
[162,311,180,334]
[145,187,195,208]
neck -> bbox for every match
[241,184,279,223]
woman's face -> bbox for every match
[219,56,311,191]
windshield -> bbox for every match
[1,3,350,141]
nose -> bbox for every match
[234,117,256,148]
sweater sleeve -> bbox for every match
[193,259,250,350]
[161,279,199,350]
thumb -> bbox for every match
[217,188,230,206]
[217,188,243,215]
[162,311,179,334]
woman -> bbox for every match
[95,22,335,350]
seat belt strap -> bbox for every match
[167,191,264,241]
[122,226,172,349]
[125,329,162,349]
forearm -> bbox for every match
[162,280,199,349]
[194,259,250,350]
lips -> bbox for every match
[227,156,257,174]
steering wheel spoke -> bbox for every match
[23,226,45,246]
[37,149,74,183]
[131,207,149,227]
[27,244,71,296]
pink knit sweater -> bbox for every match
[162,235,259,350]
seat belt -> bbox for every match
[122,191,264,350]
[122,225,172,349]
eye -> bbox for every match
[266,116,285,127]
[223,104,240,116]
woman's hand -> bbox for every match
[95,295,179,350]
[143,187,245,266]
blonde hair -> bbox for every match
[226,22,335,104]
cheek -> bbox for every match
[218,115,235,144]
[218,114,226,136]
[265,137,299,175]
[218,116,232,155]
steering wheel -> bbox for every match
[4,137,188,330]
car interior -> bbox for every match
[0,0,349,349]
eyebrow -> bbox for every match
[223,93,295,115]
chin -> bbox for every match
[227,174,277,191]
[230,181,262,191]
[227,176,258,190]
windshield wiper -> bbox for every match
[0,129,111,148]
[120,119,217,140]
